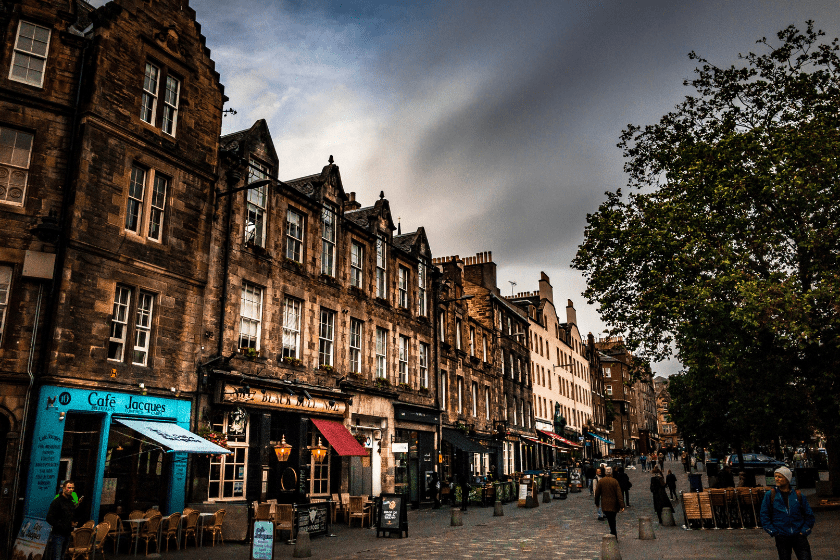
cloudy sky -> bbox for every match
[171,1,840,375]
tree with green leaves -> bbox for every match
[573,22,840,493]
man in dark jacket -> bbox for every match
[759,467,815,560]
[614,466,632,507]
[45,480,78,560]
[594,467,625,539]
[716,464,736,488]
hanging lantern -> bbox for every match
[309,437,328,463]
[273,435,293,462]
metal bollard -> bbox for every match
[451,508,464,526]
[292,531,312,558]
[601,534,622,560]
[661,507,676,527]
[543,490,552,503]
[638,516,656,540]
[494,500,504,516]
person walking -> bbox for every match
[585,463,596,495]
[615,466,632,507]
[658,452,665,472]
[593,467,604,520]
[649,466,672,523]
[45,480,79,560]
[681,450,690,473]
[595,466,625,539]
[665,469,678,500]
[640,453,647,472]
[759,467,815,560]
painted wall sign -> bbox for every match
[25,385,191,522]
[219,383,346,415]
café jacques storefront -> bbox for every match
[24,385,229,523]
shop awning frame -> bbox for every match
[442,428,488,453]
[522,435,570,452]
[311,418,368,456]
[586,432,615,445]
[537,429,581,448]
[114,418,231,454]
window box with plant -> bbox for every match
[455,421,468,434]
[374,296,390,308]
[197,425,229,458]
[419,386,430,395]
[241,347,260,360]
[282,356,303,367]
[318,364,334,374]
[374,377,390,390]
[348,285,367,299]
[283,257,304,272]
[398,382,411,391]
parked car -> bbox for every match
[724,453,788,470]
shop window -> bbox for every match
[108,285,155,366]
[375,236,387,299]
[307,426,331,497]
[282,296,302,359]
[0,265,11,345]
[208,409,248,500]
[321,204,336,276]
[398,335,409,384]
[238,282,263,350]
[349,318,363,374]
[318,308,335,367]
[125,164,170,242]
[375,327,387,378]
[398,265,409,308]
[350,241,364,288]
[245,159,270,248]
[418,342,429,388]
[286,208,304,262]
[0,126,33,206]
[9,21,51,87]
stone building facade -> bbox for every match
[0,0,225,550]
[595,337,638,453]
[633,373,659,453]
[654,375,680,449]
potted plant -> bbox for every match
[241,347,259,360]
[318,364,334,373]
[197,424,229,459]
[398,382,411,391]
[282,356,303,367]
[374,377,390,390]
[419,386,430,395]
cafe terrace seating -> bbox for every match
[91,522,110,559]
[66,527,94,560]
[348,496,371,528]
[274,504,294,542]
[102,512,124,554]
[681,487,771,529]
[136,512,162,555]
[162,511,182,552]
[181,509,200,548]
[202,509,226,546]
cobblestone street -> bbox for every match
[110,460,838,560]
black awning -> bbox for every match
[442,428,487,453]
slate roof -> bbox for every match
[393,231,419,252]
[344,206,377,228]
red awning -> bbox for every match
[537,429,581,448]
[311,418,368,456]
[521,435,569,452]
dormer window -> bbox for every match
[375,236,387,298]
[321,204,337,276]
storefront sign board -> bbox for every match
[295,503,329,537]
[220,384,346,415]
[12,517,50,560]
[376,493,407,538]
[251,520,274,560]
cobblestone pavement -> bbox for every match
[111,460,838,560]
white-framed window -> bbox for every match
[469,326,475,357]
[281,297,302,359]
[606,384,613,396]
[209,410,248,500]
[318,308,335,367]
[485,386,490,420]
[518,400,524,427]
[504,393,508,421]
[349,319,363,374]
[148,174,167,241]
[509,353,514,379]
[603,367,611,378]
[419,342,429,388]
[161,75,180,135]
[0,266,13,345]
[398,335,409,384]
[0,126,33,206]
[457,377,463,414]
[455,318,462,350]
[140,62,159,124]
[441,370,448,410]
[286,208,304,262]
[245,186,267,249]
[376,327,387,378]
[350,241,364,288]
[512,396,517,425]
[398,266,409,308]
[375,236,387,299]
[132,291,154,366]
[471,382,478,417]
[417,261,427,316]
[238,282,262,350]
[321,204,337,276]
[108,286,132,362]
[125,165,146,233]
[9,21,51,88]
[439,310,446,340]
[482,334,487,362]
[307,427,332,497]
[125,165,169,241]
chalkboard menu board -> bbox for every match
[551,469,569,498]
[251,521,274,560]
[294,502,329,538]
[376,494,407,538]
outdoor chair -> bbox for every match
[698,491,714,529]
[82,520,96,529]
[66,527,95,560]
[275,504,294,543]
[340,493,351,522]
[162,512,181,551]
[127,510,145,547]
[102,512,124,554]
[181,510,200,548]
[137,512,162,555]
[348,496,371,528]
[681,491,702,529]
[91,521,110,560]
[736,488,758,528]
[332,493,343,523]
[203,509,226,546]
[708,489,730,528]
[254,502,272,522]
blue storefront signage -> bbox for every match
[25,385,192,521]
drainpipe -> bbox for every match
[216,165,242,357]
[430,267,442,473]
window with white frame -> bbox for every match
[606,384,612,396]
[349,319,363,374]
[603,367,611,378]
[245,159,270,248]
[469,326,475,357]
[208,410,248,500]
[482,334,487,362]
[519,400,524,427]
[0,266,12,345]
[238,282,262,350]
[375,237,387,298]
[0,126,33,206]
[398,266,409,308]
[108,285,155,365]
[455,318,462,350]
[124,165,169,241]
[509,353,514,379]
[457,377,463,414]
[512,396,517,425]
[286,208,304,262]
[161,75,180,135]
[439,310,446,340]
[375,327,387,378]
[139,61,181,137]
[321,204,337,276]
[132,291,154,366]
[471,382,478,417]
[140,62,159,124]
[504,393,508,421]
[398,335,409,384]
[485,386,490,420]
[281,297,302,359]
[441,370,448,410]
[318,308,335,367]
[108,286,132,361]
[419,342,429,388]
[417,261,427,316]
[350,241,364,288]
[9,21,51,87]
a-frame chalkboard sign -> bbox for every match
[375,493,408,538]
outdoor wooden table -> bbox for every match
[124,518,148,557]
[198,512,216,547]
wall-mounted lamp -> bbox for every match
[309,437,328,463]
[273,435,293,462]
[59,412,66,421]
[139,383,147,396]
[302,390,312,401]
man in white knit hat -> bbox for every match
[759,466,815,560]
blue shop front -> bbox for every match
[25,386,228,523]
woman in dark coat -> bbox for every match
[650,466,672,523]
